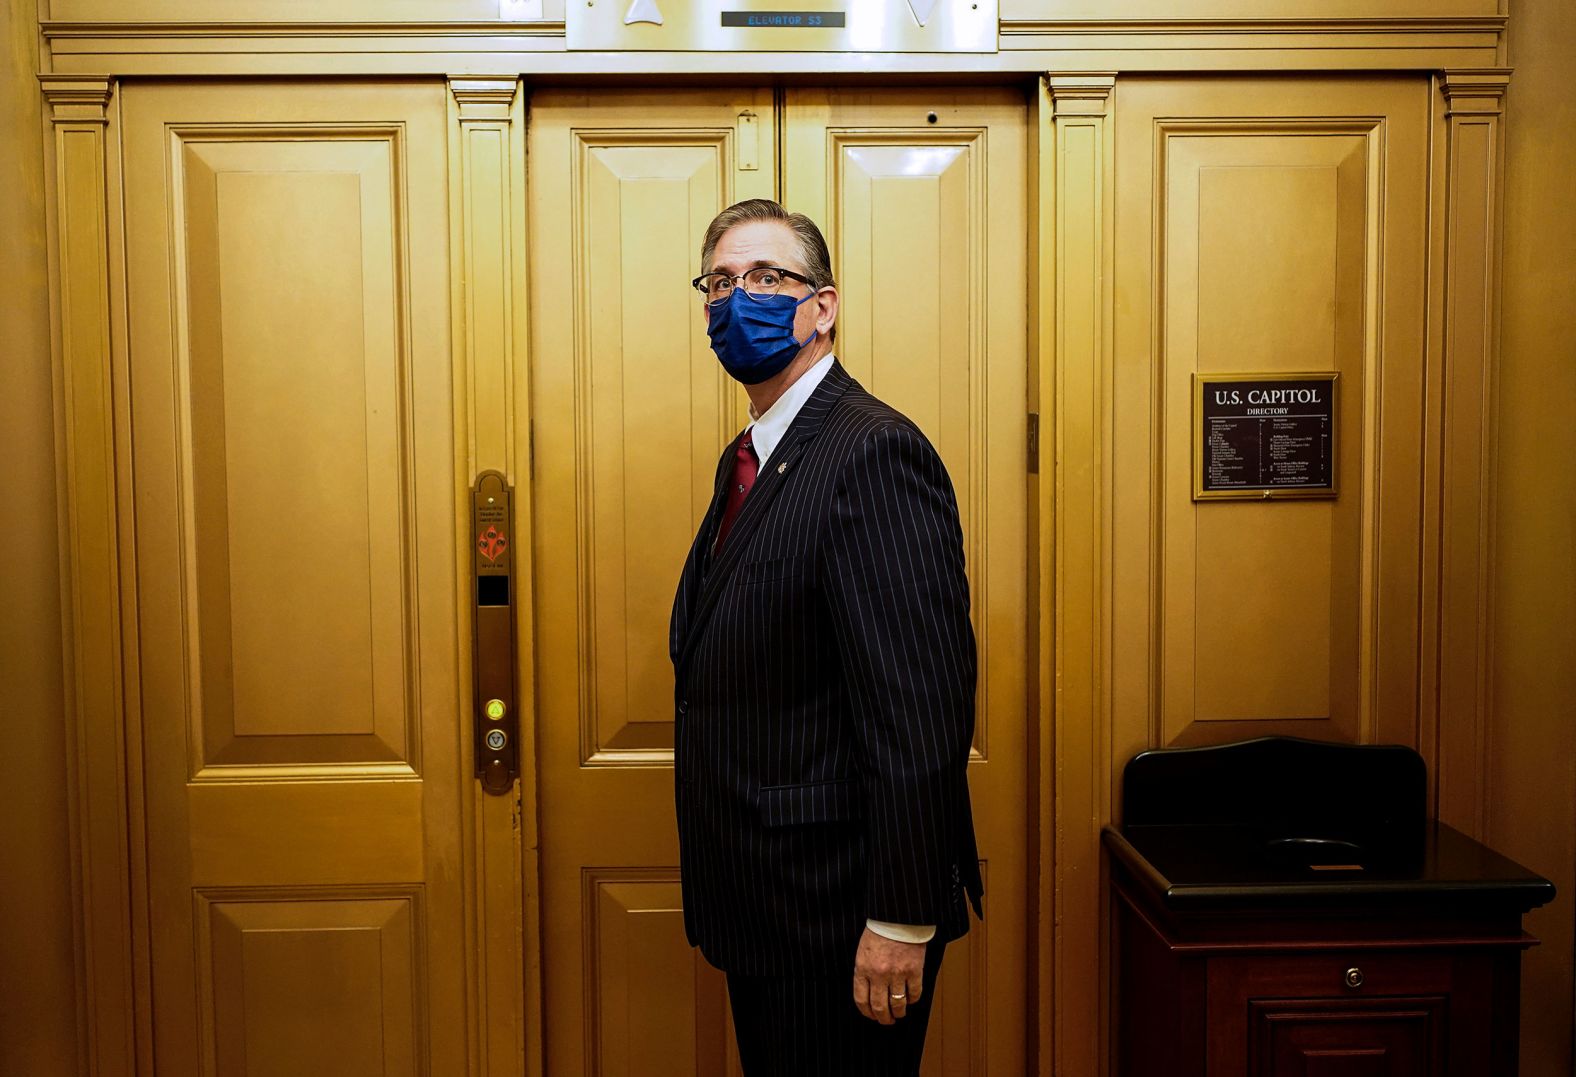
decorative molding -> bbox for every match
[39,74,113,120]
[1149,118,1382,751]
[1440,67,1511,115]
[1040,70,1114,1077]
[1044,72,1114,117]
[1432,67,1510,841]
[44,14,1500,41]
[1006,16,1506,36]
[192,885,425,1073]
[450,75,518,119]
[1032,86,1055,1077]
[579,868,726,1074]
[1007,17,1503,71]
[42,20,567,38]
[447,74,523,478]
[41,15,1500,76]
[445,71,533,1077]
[41,72,142,1077]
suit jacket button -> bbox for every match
[677,700,689,716]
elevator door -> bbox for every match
[529,85,1030,1076]
[121,82,473,1075]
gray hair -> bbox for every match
[700,199,837,290]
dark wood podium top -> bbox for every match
[1107,736,1555,917]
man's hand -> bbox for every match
[852,926,926,1025]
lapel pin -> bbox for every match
[777,462,788,475]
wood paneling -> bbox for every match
[187,783,424,886]
[530,87,773,1077]
[786,85,1030,1077]
[45,0,555,22]
[1157,125,1373,741]
[1039,70,1116,1077]
[39,72,143,1077]
[1493,1,1576,1072]
[1002,0,1498,16]
[0,8,82,1074]
[447,74,533,1077]
[1110,77,1430,772]
[19,6,1567,1071]
[582,870,734,1076]
[1209,954,1454,1077]
[197,890,422,1077]
[121,81,469,1075]
[174,135,416,773]
[573,135,744,764]
[821,124,997,752]
[533,86,1029,1077]
[37,7,1505,78]
[919,884,988,1077]
[1044,72,1433,1075]
[1434,70,1509,840]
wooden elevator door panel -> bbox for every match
[122,82,470,1076]
[528,87,775,1077]
[529,85,1030,1076]
[785,86,1031,1077]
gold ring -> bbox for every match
[890,992,906,1000]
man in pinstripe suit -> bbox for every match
[671,200,983,1075]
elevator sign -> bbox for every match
[719,11,846,27]
[568,0,997,52]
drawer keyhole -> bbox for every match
[1344,967,1364,989]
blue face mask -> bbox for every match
[705,287,817,385]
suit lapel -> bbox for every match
[676,362,853,679]
[670,431,739,661]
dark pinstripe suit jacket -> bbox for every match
[670,361,984,976]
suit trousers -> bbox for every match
[725,939,948,1077]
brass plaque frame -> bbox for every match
[1193,372,1340,501]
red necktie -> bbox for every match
[714,432,759,552]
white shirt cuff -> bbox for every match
[866,918,937,944]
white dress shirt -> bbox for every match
[749,354,834,468]
[742,355,937,947]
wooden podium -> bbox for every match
[1105,738,1554,1076]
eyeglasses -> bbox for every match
[691,266,815,302]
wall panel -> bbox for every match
[1493,2,1576,1071]
[196,890,422,1077]
[827,125,996,749]
[173,137,417,774]
[0,6,81,1075]
[529,87,776,1077]
[786,86,1030,1077]
[40,71,144,1077]
[1002,0,1498,18]
[46,0,562,22]
[1110,77,1430,784]
[582,870,732,1077]
[574,135,740,765]
[1156,124,1375,743]
[120,81,469,1076]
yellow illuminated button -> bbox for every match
[484,699,507,721]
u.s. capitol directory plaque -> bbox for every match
[1194,373,1338,500]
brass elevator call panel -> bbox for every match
[472,471,518,795]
